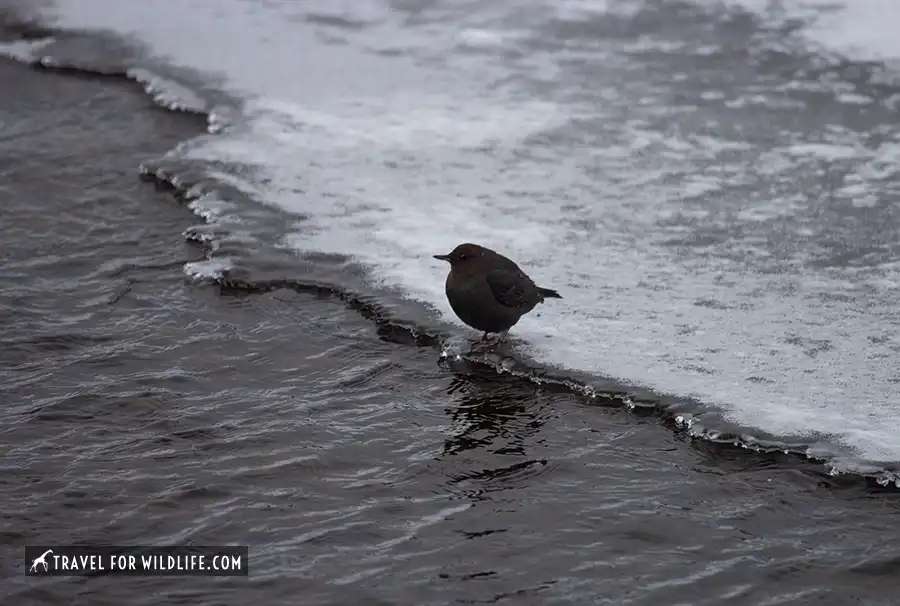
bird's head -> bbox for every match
[433,243,489,267]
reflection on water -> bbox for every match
[443,369,548,456]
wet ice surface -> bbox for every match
[23,0,900,475]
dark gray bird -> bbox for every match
[433,242,562,342]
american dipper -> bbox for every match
[434,243,562,341]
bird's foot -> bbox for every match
[473,331,509,351]
[472,332,497,352]
[472,339,493,352]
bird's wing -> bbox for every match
[485,269,533,308]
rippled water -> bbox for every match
[3,1,900,604]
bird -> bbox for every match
[433,242,562,342]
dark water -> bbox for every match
[2,20,900,606]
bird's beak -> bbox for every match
[433,254,450,262]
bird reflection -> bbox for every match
[440,357,550,459]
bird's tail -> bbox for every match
[538,287,562,299]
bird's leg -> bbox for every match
[497,330,510,342]
[481,332,490,342]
